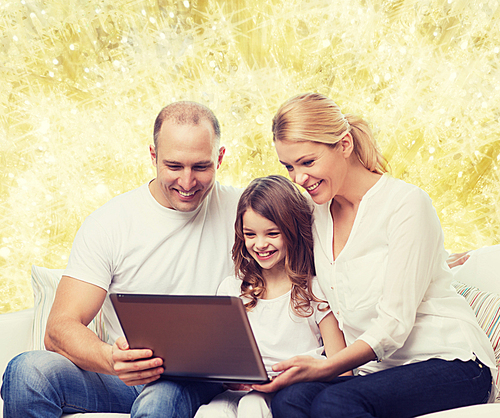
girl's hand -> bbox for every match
[223,383,252,391]
[251,355,334,393]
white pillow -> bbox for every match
[31,265,108,350]
[451,245,500,295]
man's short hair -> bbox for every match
[153,101,221,149]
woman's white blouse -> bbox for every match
[311,174,497,392]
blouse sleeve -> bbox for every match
[357,187,448,361]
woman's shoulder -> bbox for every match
[375,174,432,209]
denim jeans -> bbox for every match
[1,350,224,418]
[271,358,492,418]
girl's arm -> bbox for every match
[318,312,352,376]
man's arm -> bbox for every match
[45,276,164,385]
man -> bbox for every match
[1,102,242,417]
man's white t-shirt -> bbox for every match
[65,181,242,343]
[217,275,331,373]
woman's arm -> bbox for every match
[253,339,375,393]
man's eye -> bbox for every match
[167,165,182,170]
[194,166,209,171]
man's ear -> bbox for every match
[149,144,157,166]
[217,146,226,169]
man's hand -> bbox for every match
[251,355,334,393]
[447,251,470,269]
[111,337,164,386]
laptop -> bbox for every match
[110,293,270,384]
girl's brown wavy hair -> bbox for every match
[232,175,327,317]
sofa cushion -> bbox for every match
[452,280,500,401]
[31,265,108,350]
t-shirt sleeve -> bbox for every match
[311,278,332,325]
[357,187,447,361]
[64,215,114,291]
[216,275,242,297]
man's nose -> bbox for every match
[178,169,196,190]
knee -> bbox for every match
[271,385,307,418]
[132,380,192,417]
[310,387,362,418]
[2,350,73,394]
[238,391,271,413]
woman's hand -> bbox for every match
[446,251,470,269]
[252,355,335,393]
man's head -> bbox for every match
[149,101,225,212]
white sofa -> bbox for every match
[2,246,500,417]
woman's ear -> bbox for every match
[339,133,354,158]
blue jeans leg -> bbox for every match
[1,350,140,417]
[272,358,492,418]
[271,377,356,418]
[131,378,224,418]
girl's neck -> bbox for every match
[261,264,291,300]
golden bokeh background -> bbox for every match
[1,0,499,314]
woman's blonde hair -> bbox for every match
[272,93,388,174]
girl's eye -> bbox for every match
[268,232,280,237]
[303,160,314,166]
[244,232,255,238]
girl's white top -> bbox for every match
[217,276,331,373]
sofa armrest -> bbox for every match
[0,307,34,418]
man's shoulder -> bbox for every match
[207,182,243,213]
[212,182,243,200]
[87,182,149,222]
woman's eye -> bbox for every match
[303,160,314,166]
[285,165,293,172]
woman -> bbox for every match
[253,93,497,417]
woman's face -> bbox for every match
[275,139,348,205]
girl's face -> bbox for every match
[275,138,348,205]
[242,208,286,272]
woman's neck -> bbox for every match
[335,160,382,210]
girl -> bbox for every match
[196,174,349,418]
[254,92,497,417]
